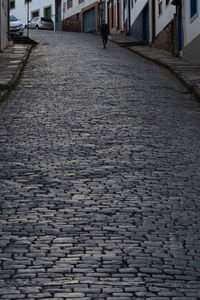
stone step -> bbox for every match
[116,40,149,47]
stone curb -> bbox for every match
[127,46,200,101]
[111,37,149,47]
[8,45,32,88]
[111,38,200,101]
[0,44,33,102]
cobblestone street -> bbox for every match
[1,30,200,299]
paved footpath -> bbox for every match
[0,30,200,300]
[0,43,32,100]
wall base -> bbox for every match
[62,14,81,32]
[182,34,200,66]
[152,20,175,54]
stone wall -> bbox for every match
[62,2,101,33]
[62,13,81,32]
[152,19,175,54]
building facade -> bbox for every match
[130,0,150,41]
[62,0,105,33]
[9,0,62,30]
[182,0,200,64]
[0,0,9,51]
[128,0,200,64]
[129,0,175,45]
[105,0,123,33]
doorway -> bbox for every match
[83,8,95,32]
[44,6,52,19]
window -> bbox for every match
[67,0,73,9]
[159,0,163,15]
[32,10,39,18]
[79,0,84,4]
[190,0,198,21]
[10,0,15,9]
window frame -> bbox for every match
[190,0,198,23]
[44,5,52,18]
[158,0,163,16]
[31,10,40,19]
[24,0,32,4]
[166,0,170,7]
[67,0,73,9]
[10,0,15,10]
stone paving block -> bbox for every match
[1,294,26,299]
[54,293,85,298]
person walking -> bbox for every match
[100,20,109,48]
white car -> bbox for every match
[10,15,24,35]
[28,17,54,30]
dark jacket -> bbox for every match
[100,23,109,37]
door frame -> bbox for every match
[55,0,61,30]
[152,0,156,41]
[44,5,52,19]
[142,3,149,41]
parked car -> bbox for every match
[28,17,54,30]
[10,15,24,35]
[28,17,40,29]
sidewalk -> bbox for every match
[111,34,200,101]
[0,43,32,101]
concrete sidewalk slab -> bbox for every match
[0,43,32,101]
[111,33,148,47]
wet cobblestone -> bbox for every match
[0,30,200,299]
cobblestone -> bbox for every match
[0,30,200,299]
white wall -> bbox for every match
[0,0,8,51]
[183,0,200,47]
[182,0,200,64]
[130,0,148,24]
[10,0,56,27]
[155,1,175,36]
[61,0,97,20]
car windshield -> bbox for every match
[10,15,18,21]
